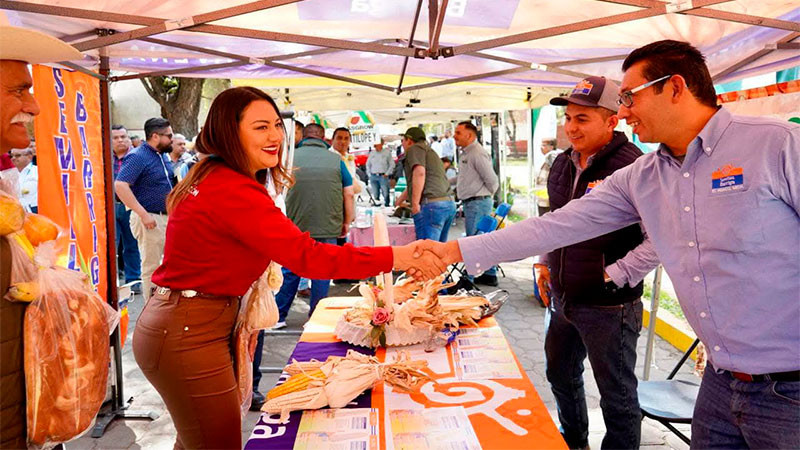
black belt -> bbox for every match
[463,195,491,203]
[728,369,800,382]
[147,210,168,215]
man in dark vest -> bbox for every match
[274,123,354,325]
[537,76,659,449]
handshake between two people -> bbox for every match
[390,240,463,281]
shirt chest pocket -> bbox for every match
[701,190,765,250]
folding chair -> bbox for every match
[446,204,510,287]
[494,202,512,228]
[638,338,701,445]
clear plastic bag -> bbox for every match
[233,262,281,417]
[6,212,64,302]
[0,189,25,236]
[25,242,119,448]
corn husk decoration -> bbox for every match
[337,274,490,347]
[263,350,431,422]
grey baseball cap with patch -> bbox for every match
[550,76,620,113]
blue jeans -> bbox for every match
[368,173,391,206]
[463,196,496,277]
[691,366,800,449]
[274,237,337,322]
[544,295,643,449]
[252,329,265,392]
[412,200,456,243]
[115,202,141,283]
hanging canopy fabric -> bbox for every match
[2,0,798,111]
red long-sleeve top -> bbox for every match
[151,165,393,296]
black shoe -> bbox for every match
[446,277,477,294]
[250,391,266,411]
[473,273,499,287]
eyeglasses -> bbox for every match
[158,132,173,139]
[617,74,672,108]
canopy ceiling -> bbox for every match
[2,0,798,111]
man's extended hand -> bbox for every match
[392,241,447,280]
[534,263,551,307]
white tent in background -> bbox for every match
[1,0,797,112]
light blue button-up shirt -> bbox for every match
[460,108,800,374]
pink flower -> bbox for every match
[371,307,392,326]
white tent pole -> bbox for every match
[642,265,663,380]
[526,108,533,219]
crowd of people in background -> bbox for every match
[100,114,505,412]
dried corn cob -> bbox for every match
[284,360,324,376]
[266,369,325,400]
[262,386,329,422]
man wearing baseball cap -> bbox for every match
[539,76,659,449]
[0,25,82,448]
[395,126,456,242]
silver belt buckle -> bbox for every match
[182,290,198,298]
[156,286,169,295]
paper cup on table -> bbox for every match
[373,211,394,304]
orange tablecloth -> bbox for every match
[246,297,566,449]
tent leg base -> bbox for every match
[90,397,159,438]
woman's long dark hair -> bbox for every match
[166,87,294,213]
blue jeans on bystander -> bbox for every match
[462,196,496,277]
[412,200,456,243]
[544,294,643,449]
[368,173,391,206]
[115,202,141,283]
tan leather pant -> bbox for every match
[133,291,241,449]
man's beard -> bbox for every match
[157,143,173,154]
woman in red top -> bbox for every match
[132,87,442,449]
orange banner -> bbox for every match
[33,65,109,302]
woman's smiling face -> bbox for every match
[239,100,285,173]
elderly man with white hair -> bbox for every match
[0,25,82,448]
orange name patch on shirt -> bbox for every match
[711,165,744,193]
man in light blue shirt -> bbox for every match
[423,40,799,448]
[366,140,395,206]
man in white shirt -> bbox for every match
[430,135,444,157]
[441,130,456,160]
[11,147,37,213]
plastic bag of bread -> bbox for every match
[25,242,119,448]
[6,212,63,303]
[233,262,281,417]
